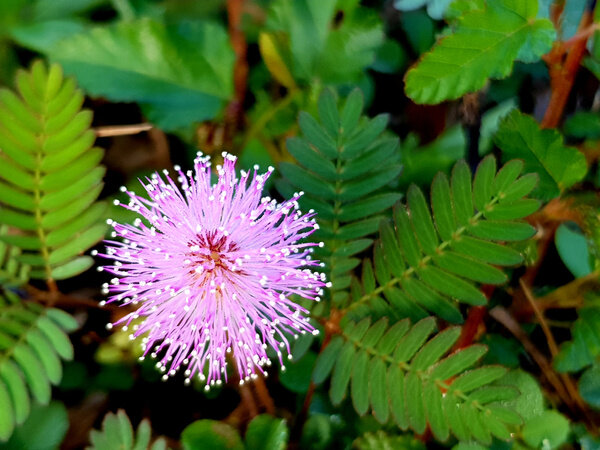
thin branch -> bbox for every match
[94,123,153,137]
[489,306,577,411]
[519,279,560,358]
[252,374,275,414]
[541,5,595,128]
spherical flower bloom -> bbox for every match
[98,152,327,388]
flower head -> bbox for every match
[99,152,326,387]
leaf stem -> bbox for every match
[541,3,595,128]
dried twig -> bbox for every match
[94,123,153,137]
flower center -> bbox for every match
[186,230,238,276]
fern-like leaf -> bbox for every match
[0,227,30,288]
[88,409,167,450]
[0,60,107,282]
[353,430,425,449]
[0,302,78,442]
[348,156,539,323]
[313,317,521,445]
[404,0,555,104]
[278,89,402,308]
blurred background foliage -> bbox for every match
[0,0,600,448]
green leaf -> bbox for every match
[555,222,592,278]
[522,411,570,449]
[579,364,600,409]
[49,19,235,130]
[496,369,544,422]
[495,110,587,200]
[266,0,383,84]
[555,300,600,373]
[88,410,166,450]
[404,0,555,103]
[245,415,289,450]
[1,402,68,450]
[369,358,389,423]
[313,336,343,384]
[182,420,243,450]
[50,255,94,280]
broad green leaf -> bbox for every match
[405,0,555,103]
[579,364,600,409]
[338,193,401,222]
[495,369,544,421]
[1,402,68,450]
[522,411,570,449]
[555,302,600,373]
[495,110,587,200]
[266,0,383,84]
[181,420,244,450]
[245,415,289,450]
[555,222,592,278]
[49,19,235,130]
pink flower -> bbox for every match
[98,152,326,388]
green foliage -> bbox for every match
[0,401,69,450]
[348,156,538,322]
[521,410,570,449]
[278,89,402,308]
[579,363,600,409]
[88,409,167,450]
[564,111,600,140]
[46,18,235,131]
[181,415,288,450]
[0,302,77,441]
[0,60,107,281]
[264,0,383,85]
[393,0,454,20]
[353,430,425,449]
[313,316,521,445]
[0,227,29,288]
[555,222,593,278]
[404,0,555,104]
[495,110,588,200]
[555,296,600,373]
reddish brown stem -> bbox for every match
[252,374,275,415]
[454,305,487,350]
[542,8,594,128]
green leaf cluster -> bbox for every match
[404,0,555,104]
[46,18,235,131]
[88,409,167,450]
[0,60,107,281]
[495,110,587,200]
[313,317,521,445]
[181,414,288,450]
[555,296,600,373]
[264,0,383,85]
[0,302,77,441]
[0,227,29,289]
[348,156,539,322]
[277,89,402,308]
